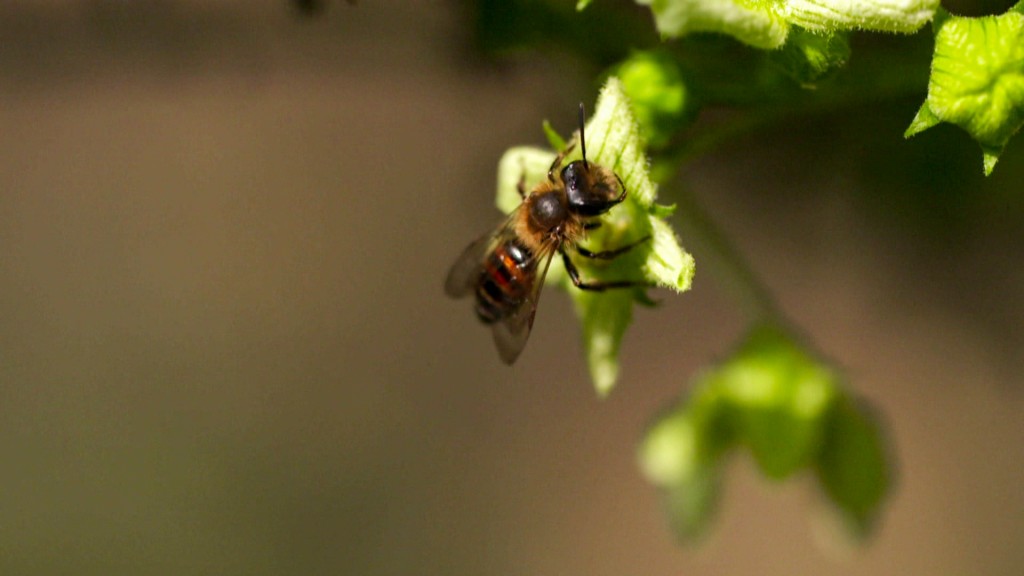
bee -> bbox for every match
[445,103,649,364]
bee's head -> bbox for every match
[561,161,624,217]
[561,102,625,217]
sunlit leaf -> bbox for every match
[635,0,790,49]
[635,0,937,49]
[905,4,1024,174]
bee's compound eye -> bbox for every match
[529,193,566,230]
[561,162,582,197]
[562,160,597,212]
[563,161,620,216]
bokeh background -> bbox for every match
[2,1,1023,574]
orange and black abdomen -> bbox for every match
[475,239,535,324]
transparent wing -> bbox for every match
[490,239,557,365]
[444,233,493,299]
[445,211,523,299]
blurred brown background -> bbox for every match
[1,1,1022,575]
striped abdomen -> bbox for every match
[474,238,535,324]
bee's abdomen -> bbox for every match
[475,239,534,324]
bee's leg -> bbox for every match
[561,251,649,292]
[517,171,528,199]
[546,144,576,182]
[612,174,627,204]
[575,235,651,260]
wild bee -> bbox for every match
[445,104,648,364]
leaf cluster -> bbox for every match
[468,0,1024,173]
[463,0,1022,547]
[640,326,889,539]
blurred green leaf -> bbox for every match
[715,325,839,479]
[542,120,568,151]
[640,378,730,485]
[816,395,891,537]
[641,324,892,540]
[617,50,694,147]
[468,0,656,67]
[573,290,634,396]
[769,28,850,86]
[662,464,721,540]
[639,380,730,539]
[650,202,677,218]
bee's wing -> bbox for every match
[490,239,557,365]
[444,232,492,299]
[445,211,523,299]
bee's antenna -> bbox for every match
[578,102,588,170]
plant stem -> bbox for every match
[671,184,782,326]
[668,110,787,167]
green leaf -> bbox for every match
[641,325,892,540]
[639,382,729,539]
[495,146,554,214]
[635,0,937,49]
[713,325,839,479]
[641,405,702,487]
[982,145,1002,175]
[781,0,938,34]
[645,217,695,290]
[617,50,694,147]
[816,395,891,537]
[662,462,721,540]
[904,102,941,138]
[585,78,661,207]
[493,78,694,395]
[907,5,1024,174]
[650,203,677,218]
[542,120,567,151]
[577,0,595,10]
[573,290,633,397]
[635,0,791,49]
[769,28,850,86]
